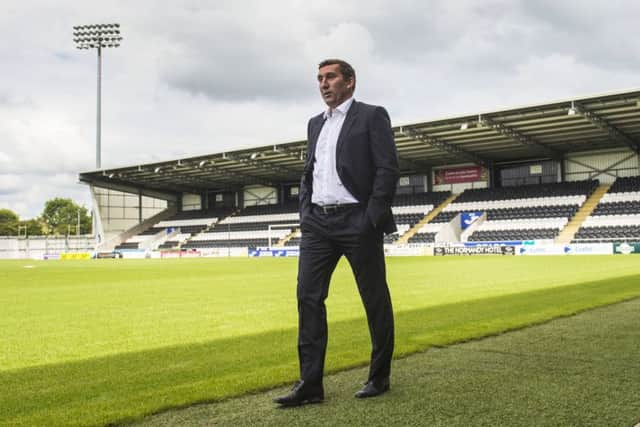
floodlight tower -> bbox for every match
[72,23,122,169]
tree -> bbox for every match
[20,218,44,236]
[41,198,92,235]
[0,208,19,236]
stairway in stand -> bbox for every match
[275,228,299,247]
[555,184,611,244]
[396,193,459,244]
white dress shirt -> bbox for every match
[311,97,359,206]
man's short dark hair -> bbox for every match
[319,59,356,89]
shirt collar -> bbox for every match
[324,96,354,119]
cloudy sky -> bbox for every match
[2,0,639,219]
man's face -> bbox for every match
[317,64,354,109]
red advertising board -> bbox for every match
[434,166,485,184]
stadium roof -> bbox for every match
[79,88,640,197]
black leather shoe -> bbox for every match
[354,377,390,398]
[273,381,324,407]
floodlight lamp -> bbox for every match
[460,122,469,130]
[154,166,161,173]
[108,173,114,178]
[250,152,258,160]
[199,160,207,167]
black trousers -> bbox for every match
[297,204,394,385]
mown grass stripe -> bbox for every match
[2,271,639,426]
[135,298,640,427]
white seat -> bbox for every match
[218,212,299,225]
[156,217,218,227]
[582,214,640,227]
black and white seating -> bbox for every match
[573,176,640,243]
[183,204,299,249]
[384,191,450,243]
[410,181,597,243]
[116,210,222,251]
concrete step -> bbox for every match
[397,193,458,244]
[555,184,611,244]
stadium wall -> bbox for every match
[564,148,639,183]
[397,174,429,194]
[91,186,169,243]
[0,236,95,259]
[428,149,638,193]
[243,185,278,206]
[182,193,201,211]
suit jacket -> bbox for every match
[299,100,400,234]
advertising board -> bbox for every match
[614,242,640,255]
[60,253,92,260]
[518,243,613,256]
[248,249,300,257]
[434,166,486,184]
[434,245,515,256]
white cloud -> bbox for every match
[0,174,22,195]
[0,151,11,164]
[1,0,638,219]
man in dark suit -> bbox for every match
[274,59,399,407]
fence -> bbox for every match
[0,236,95,259]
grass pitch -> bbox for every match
[136,298,640,427]
[1,256,639,426]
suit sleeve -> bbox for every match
[366,106,400,229]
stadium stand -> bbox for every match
[407,223,441,243]
[468,218,568,241]
[182,204,299,249]
[409,181,598,243]
[573,176,640,243]
[115,210,223,251]
[110,177,640,249]
[157,233,192,249]
[156,215,220,235]
[384,191,451,243]
[284,231,302,247]
[70,89,640,257]
[278,192,451,246]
